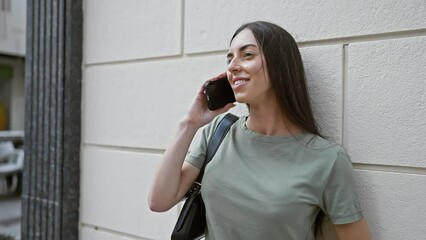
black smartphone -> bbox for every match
[205,77,236,111]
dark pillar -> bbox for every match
[22,0,82,239]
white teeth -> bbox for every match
[234,80,248,86]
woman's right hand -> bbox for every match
[148,73,235,212]
[185,73,235,128]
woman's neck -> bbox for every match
[246,103,302,136]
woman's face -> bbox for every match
[226,28,272,105]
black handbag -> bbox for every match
[171,113,238,240]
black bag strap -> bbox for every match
[195,113,238,184]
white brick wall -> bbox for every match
[355,170,426,239]
[83,0,181,64]
[82,55,226,149]
[347,37,426,167]
[81,0,426,239]
[184,0,426,53]
[80,146,177,239]
[301,45,344,144]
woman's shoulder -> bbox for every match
[304,135,349,162]
[297,136,355,180]
[202,113,241,138]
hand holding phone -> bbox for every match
[205,77,236,111]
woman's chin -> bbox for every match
[234,93,248,103]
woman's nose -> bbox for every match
[227,58,241,73]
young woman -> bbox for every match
[149,21,370,240]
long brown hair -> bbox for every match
[231,21,325,236]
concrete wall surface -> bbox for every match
[80,0,426,239]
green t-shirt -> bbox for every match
[186,114,363,240]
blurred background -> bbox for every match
[0,0,25,239]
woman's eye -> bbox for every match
[226,51,254,64]
[243,52,253,58]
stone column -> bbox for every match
[22,0,82,239]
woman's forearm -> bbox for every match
[148,119,200,212]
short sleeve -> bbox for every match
[185,128,208,169]
[185,114,228,169]
[320,148,363,224]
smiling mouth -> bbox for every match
[233,79,249,86]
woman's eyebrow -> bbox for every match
[227,44,258,58]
